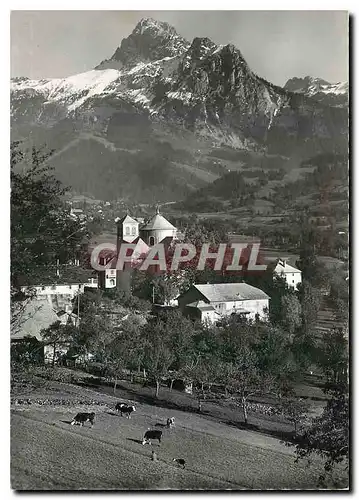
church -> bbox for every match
[98,207,178,290]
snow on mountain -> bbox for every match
[284,76,348,107]
[319,81,348,96]
[11,19,348,162]
[11,69,122,113]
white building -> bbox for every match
[178,283,270,323]
[273,259,302,290]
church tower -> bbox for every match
[116,212,139,244]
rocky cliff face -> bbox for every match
[10,18,348,202]
[97,18,190,69]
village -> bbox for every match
[11,207,309,361]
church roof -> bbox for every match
[116,214,139,225]
[141,213,176,231]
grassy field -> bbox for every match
[10,378,346,491]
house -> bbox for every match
[177,283,270,323]
[271,259,302,290]
[11,281,90,341]
[11,277,99,363]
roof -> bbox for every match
[192,283,270,302]
[274,260,301,274]
[186,300,218,312]
[18,267,97,287]
[11,299,60,341]
[141,213,176,231]
[116,214,139,225]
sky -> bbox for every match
[10,10,349,86]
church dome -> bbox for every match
[141,208,176,231]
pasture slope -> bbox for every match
[10,381,332,491]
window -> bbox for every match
[131,226,136,235]
[125,226,130,235]
[149,236,155,246]
[292,280,295,284]
[110,279,115,286]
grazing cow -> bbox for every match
[142,429,162,445]
[71,412,95,427]
[166,417,175,428]
[115,402,127,412]
[120,405,136,419]
[173,458,186,469]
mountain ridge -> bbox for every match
[10,18,348,202]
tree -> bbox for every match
[117,315,147,381]
[152,274,180,305]
[161,310,196,390]
[298,281,321,335]
[246,272,290,327]
[11,142,87,288]
[296,228,320,282]
[280,398,310,434]
[293,385,349,486]
[143,320,175,398]
[317,328,348,385]
[224,348,275,425]
[280,294,302,335]
[254,325,299,394]
[41,321,76,366]
[328,271,349,324]
[190,355,222,412]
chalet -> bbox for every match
[177,283,270,323]
[270,259,302,290]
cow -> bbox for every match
[142,429,162,445]
[71,412,95,427]
[119,405,136,419]
[173,458,186,469]
[166,417,175,428]
[115,402,127,412]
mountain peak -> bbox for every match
[132,17,179,37]
[105,17,190,68]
